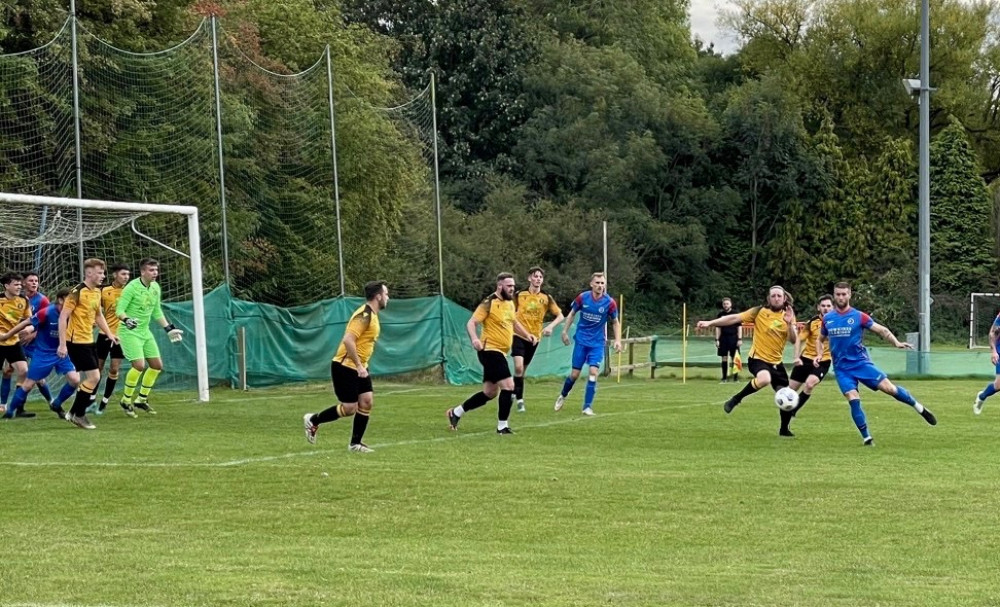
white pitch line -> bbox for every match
[1,399,716,469]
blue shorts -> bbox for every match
[834,361,887,394]
[994,359,1000,375]
[27,353,76,382]
[571,343,604,370]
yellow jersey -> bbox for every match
[333,304,380,370]
[101,284,125,334]
[0,294,30,346]
[473,294,516,354]
[798,317,830,362]
[63,283,102,344]
[739,306,792,365]
[515,290,562,338]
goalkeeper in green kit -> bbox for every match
[115,258,183,416]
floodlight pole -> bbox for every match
[918,0,931,364]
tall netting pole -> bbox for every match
[70,0,84,276]
[210,15,232,288]
[326,45,346,296]
[430,72,444,298]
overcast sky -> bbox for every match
[690,0,740,55]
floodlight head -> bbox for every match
[902,78,921,97]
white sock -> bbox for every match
[914,402,925,413]
[453,405,465,417]
[497,420,509,430]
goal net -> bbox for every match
[0,193,209,401]
[969,292,1000,349]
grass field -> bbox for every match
[4,376,1000,606]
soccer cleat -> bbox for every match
[303,413,318,445]
[918,405,937,426]
[516,399,525,413]
[554,395,565,412]
[348,442,373,453]
[779,428,795,438]
[446,407,461,431]
[98,399,108,413]
[974,396,985,415]
[13,409,36,418]
[720,379,728,384]
[863,437,875,447]
[133,400,156,415]
[723,398,738,414]
[582,407,595,416]
[496,427,514,435]
[120,400,137,418]
[50,403,66,419]
[69,414,96,430]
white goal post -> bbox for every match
[0,192,210,401]
[969,292,1000,350]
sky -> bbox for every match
[689,0,740,55]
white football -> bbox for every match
[774,387,799,412]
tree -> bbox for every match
[929,117,996,294]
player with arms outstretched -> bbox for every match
[697,286,798,436]
[512,266,564,412]
[816,282,936,446]
[554,272,622,416]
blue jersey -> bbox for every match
[23,291,49,356]
[29,303,61,355]
[821,307,875,369]
[569,291,618,348]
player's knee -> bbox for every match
[757,374,772,387]
[341,402,358,416]
[358,399,373,415]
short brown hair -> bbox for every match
[139,258,159,270]
[83,258,105,270]
[590,272,605,281]
[496,272,514,283]
[527,266,544,277]
[818,294,833,305]
[834,281,851,291]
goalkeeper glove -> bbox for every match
[121,317,138,330]
[164,323,184,343]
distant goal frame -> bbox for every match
[969,292,1000,350]
[0,192,210,401]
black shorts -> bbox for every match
[747,357,789,390]
[511,336,539,368]
[478,349,512,384]
[790,358,832,384]
[330,361,374,404]
[96,334,124,363]
[717,336,739,358]
[67,342,100,373]
[0,343,25,366]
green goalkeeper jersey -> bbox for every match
[115,278,164,334]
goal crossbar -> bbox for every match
[0,192,210,401]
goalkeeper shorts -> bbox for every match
[119,330,161,361]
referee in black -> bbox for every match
[715,297,742,383]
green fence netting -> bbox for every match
[156,288,1000,391]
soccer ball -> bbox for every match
[774,387,799,412]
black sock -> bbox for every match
[780,408,793,431]
[793,392,811,416]
[461,391,491,413]
[315,404,349,425]
[498,390,514,422]
[103,377,118,400]
[351,413,370,445]
[70,385,95,416]
[732,380,759,404]
[721,360,728,381]
[513,376,524,400]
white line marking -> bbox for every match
[1,399,715,469]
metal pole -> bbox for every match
[69,0,84,277]
[325,46,346,296]
[918,0,931,363]
[430,72,444,297]
[210,16,232,288]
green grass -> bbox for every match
[3,377,1000,606]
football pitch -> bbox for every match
[3,377,1000,606]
